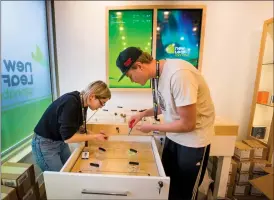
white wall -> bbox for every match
[54,1,273,140]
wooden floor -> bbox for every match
[70,141,159,176]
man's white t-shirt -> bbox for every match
[157,59,215,148]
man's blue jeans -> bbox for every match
[31,134,71,172]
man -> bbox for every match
[115,47,215,200]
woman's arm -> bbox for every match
[64,132,107,143]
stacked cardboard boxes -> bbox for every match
[207,156,237,199]
[1,162,41,200]
[232,140,271,199]
[1,185,18,200]
[243,139,271,198]
[226,159,237,198]
[233,141,252,197]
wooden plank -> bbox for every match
[214,125,238,136]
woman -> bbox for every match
[32,80,111,172]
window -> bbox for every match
[1,1,56,155]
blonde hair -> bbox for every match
[132,48,153,69]
[81,80,111,101]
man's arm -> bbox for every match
[140,107,162,118]
[64,132,107,143]
[149,104,196,133]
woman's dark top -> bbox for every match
[34,91,87,141]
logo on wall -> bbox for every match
[165,43,191,57]
[157,90,166,111]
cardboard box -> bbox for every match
[262,167,273,174]
[251,172,267,179]
[227,172,237,186]
[227,173,232,185]
[1,185,18,200]
[233,184,250,196]
[233,158,251,173]
[235,172,251,185]
[230,158,237,175]
[232,195,267,200]
[39,182,47,200]
[1,162,35,199]
[249,174,273,200]
[250,185,263,196]
[209,156,218,168]
[234,141,253,161]
[251,159,272,173]
[21,182,40,200]
[226,185,233,198]
[2,162,36,185]
[242,139,268,160]
[208,158,237,186]
[40,193,47,200]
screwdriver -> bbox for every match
[128,119,136,136]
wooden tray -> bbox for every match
[70,141,159,176]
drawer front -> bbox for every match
[44,172,170,199]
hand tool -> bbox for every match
[128,119,135,135]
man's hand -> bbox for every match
[128,113,143,127]
[136,124,154,133]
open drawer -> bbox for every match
[43,136,170,199]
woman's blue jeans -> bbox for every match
[31,133,71,172]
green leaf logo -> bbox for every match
[32,45,47,67]
[165,44,175,54]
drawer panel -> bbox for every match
[87,140,155,161]
[72,158,159,176]
[44,172,169,199]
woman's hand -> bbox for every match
[93,131,108,141]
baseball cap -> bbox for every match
[116,47,142,82]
